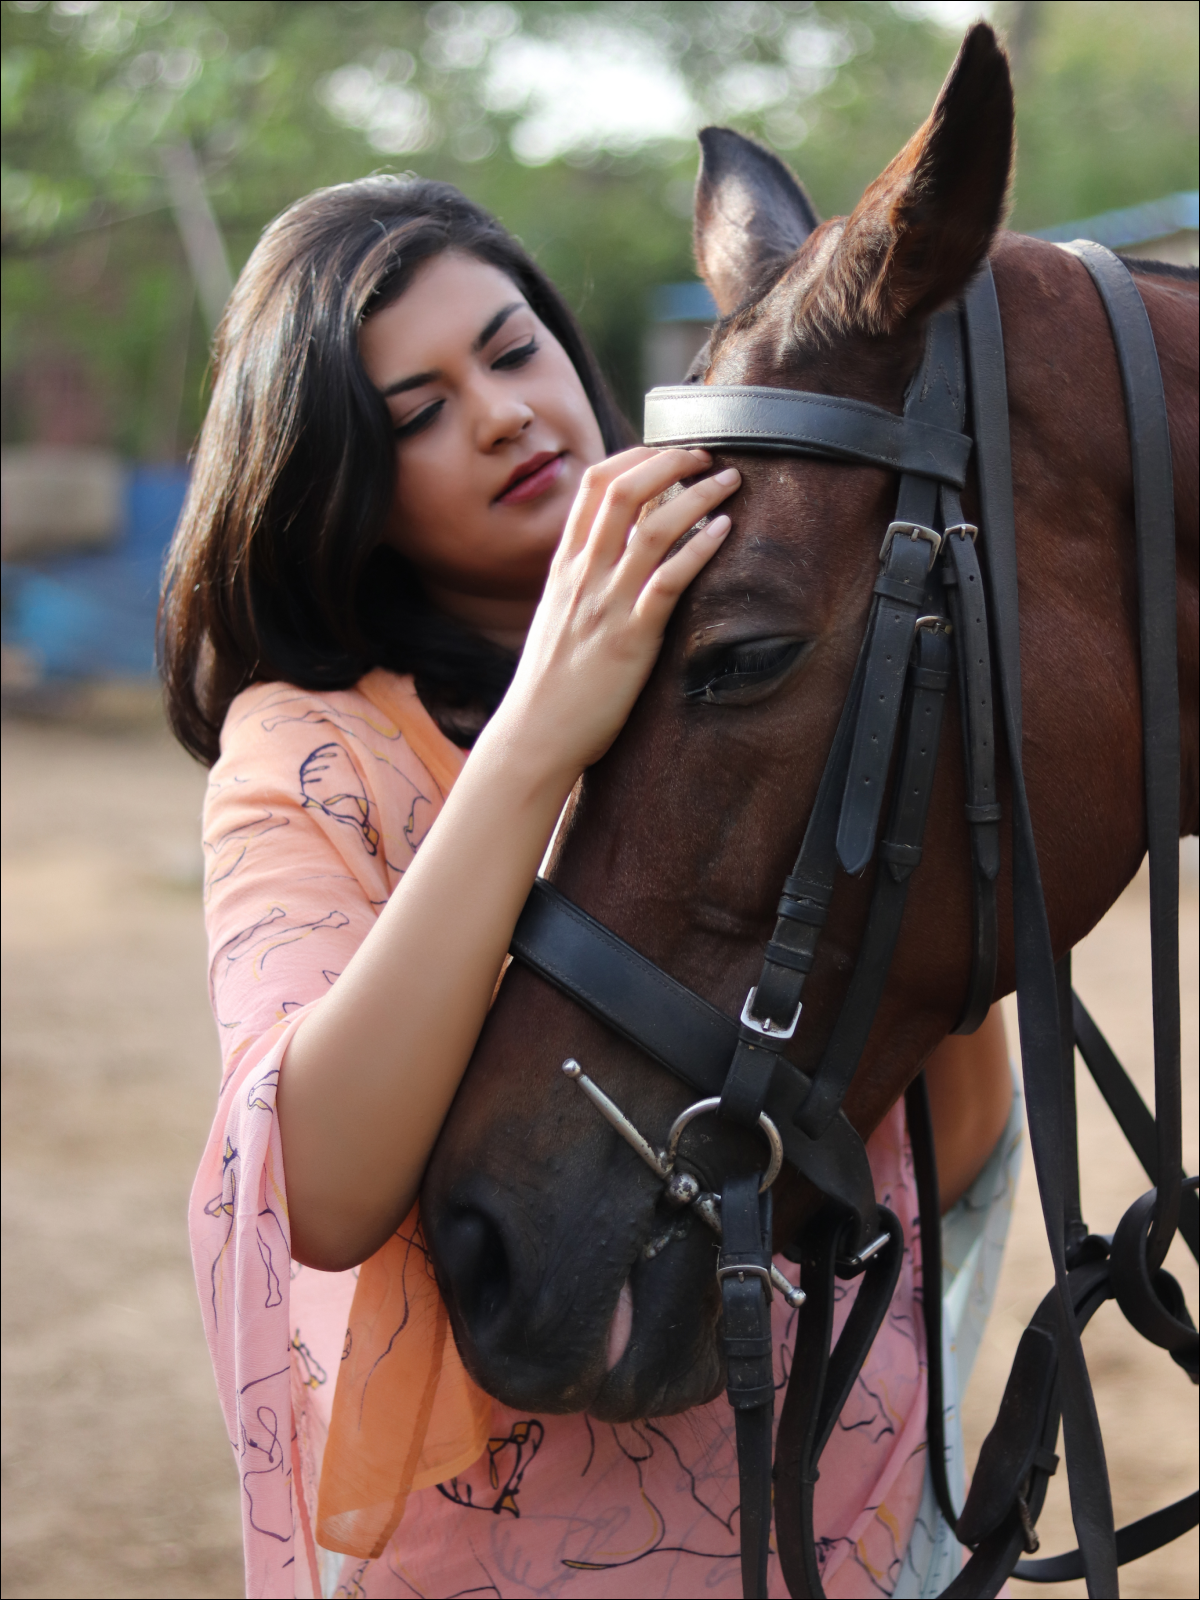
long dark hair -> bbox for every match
[160,175,632,764]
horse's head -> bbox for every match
[422,23,1166,1421]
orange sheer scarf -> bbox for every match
[315,672,492,1559]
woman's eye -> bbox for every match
[492,337,538,371]
[394,399,444,440]
[685,637,807,704]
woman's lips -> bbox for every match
[494,451,566,505]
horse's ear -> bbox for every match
[819,23,1013,333]
[694,127,820,316]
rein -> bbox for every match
[508,250,1198,1598]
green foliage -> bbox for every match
[2,1,1196,457]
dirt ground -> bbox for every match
[1,698,1196,1600]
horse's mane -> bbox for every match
[1119,256,1199,283]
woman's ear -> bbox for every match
[816,23,1014,335]
[693,127,820,317]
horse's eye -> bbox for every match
[684,636,808,705]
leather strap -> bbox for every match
[798,623,952,1138]
[643,384,972,484]
[773,1208,904,1598]
[1014,1492,1200,1583]
[943,528,1000,1034]
[1060,241,1183,1274]
[744,646,866,1036]
[1073,991,1199,1259]
[1110,1186,1199,1377]
[720,1176,776,1599]
[964,264,1119,1597]
[510,880,881,1237]
[905,1071,962,1536]
[835,532,937,876]
[511,880,737,1100]
[1057,953,1089,1262]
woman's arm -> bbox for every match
[924,1002,1013,1212]
[279,448,738,1270]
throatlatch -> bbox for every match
[510,250,1198,1599]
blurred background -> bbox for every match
[1,3,1196,1597]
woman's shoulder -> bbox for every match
[204,672,466,885]
[213,671,466,802]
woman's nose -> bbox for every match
[474,382,534,451]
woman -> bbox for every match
[167,175,1018,1599]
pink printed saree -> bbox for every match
[190,670,933,1599]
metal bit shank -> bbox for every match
[562,1060,804,1308]
[561,1060,668,1177]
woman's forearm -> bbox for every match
[278,709,576,1271]
[924,1002,1012,1212]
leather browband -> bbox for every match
[643,384,973,485]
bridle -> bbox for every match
[506,249,1198,1598]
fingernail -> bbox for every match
[706,514,731,538]
[715,467,740,485]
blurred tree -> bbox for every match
[2,0,1196,457]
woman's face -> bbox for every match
[359,251,607,639]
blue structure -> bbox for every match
[2,464,190,680]
[650,281,719,324]
[1032,191,1198,250]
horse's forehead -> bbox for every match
[685,507,836,628]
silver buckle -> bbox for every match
[716,1262,774,1299]
[879,520,943,568]
[942,522,979,544]
[740,985,802,1040]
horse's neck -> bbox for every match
[997,244,1198,953]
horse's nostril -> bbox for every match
[442,1206,511,1329]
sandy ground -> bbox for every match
[1,699,1196,1600]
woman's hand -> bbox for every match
[493,447,739,781]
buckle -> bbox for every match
[740,985,802,1040]
[879,520,942,568]
[943,522,979,543]
[716,1261,774,1299]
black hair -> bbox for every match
[160,174,632,763]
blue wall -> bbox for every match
[2,464,190,680]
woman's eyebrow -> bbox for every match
[380,301,527,398]
[383,369,438,397]
[472,300,524,352]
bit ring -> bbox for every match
[664,1097,783,1193]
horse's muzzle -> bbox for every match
[424,1155,726,1420]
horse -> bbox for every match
[421,21,1198,1582]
